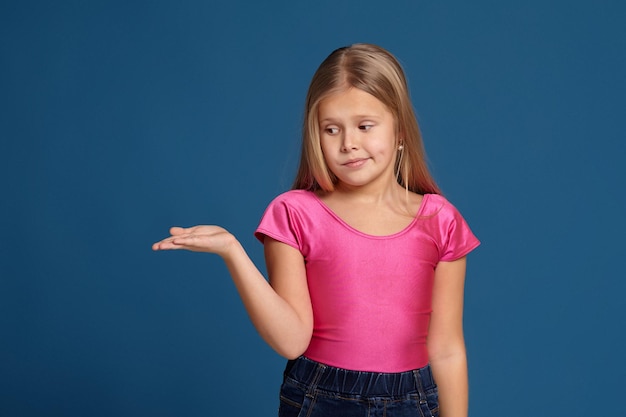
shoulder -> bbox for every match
[420,193,461,219]
[257,189,323,228]
[420,194,480,260]
[262,190,319,215]
[267,189,317,205]
[255,190,320,250]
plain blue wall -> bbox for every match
[1,1,624,416]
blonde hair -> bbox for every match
[292,43,441,195]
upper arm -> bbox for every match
[263,237,313,335]
[427,256,468,359]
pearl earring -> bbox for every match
[398,144,404,151]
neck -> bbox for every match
[332,180,407,205]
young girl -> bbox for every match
[153,43,479,417]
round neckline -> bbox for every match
[310,192,430,239]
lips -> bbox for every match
[342,158,369,168]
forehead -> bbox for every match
[318,88,390,119]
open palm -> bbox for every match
[152,226,236,256]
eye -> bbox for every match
[359,124,374,131]
[324,127,339,135]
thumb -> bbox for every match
[169,226,186,235]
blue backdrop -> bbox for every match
[1,1,624,416]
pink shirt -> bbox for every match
[255,190,479,372]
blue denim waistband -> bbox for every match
[284,356,436,397]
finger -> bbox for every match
[152,239,171,250]
[169,226,186,235]
[152,239,187,251]
[152,232,191,249]
[171,234,203,246]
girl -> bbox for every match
[153,43,479,417]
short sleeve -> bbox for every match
[439,202,480,262]
[254,195,303,251]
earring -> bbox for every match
[398,144,404,151]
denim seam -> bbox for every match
[304,363,326,398]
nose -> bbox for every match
[340,129,358,152]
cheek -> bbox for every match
[371,139,396,158]
[319,138,336,159]
[318,141,335,168]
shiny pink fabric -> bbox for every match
[255,190,479,372]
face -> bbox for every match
[317,87,399,191]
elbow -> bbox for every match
[276,339,311,360]
[273,332,312,360]
[427,339,466,364]
[281,349,307,361]
[428,347,466,365]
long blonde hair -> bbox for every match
[292,43,441,195]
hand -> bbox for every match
[152,226,237,257]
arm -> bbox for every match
[427,256,469,417]
[153,226,313,358]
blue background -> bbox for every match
[1,1,624,416]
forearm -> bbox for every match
[221,240,311,358]
[427,258,470,417]
[430,351,468,417]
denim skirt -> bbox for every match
[278,356,439,417]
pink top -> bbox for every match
[255,190,480,372]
